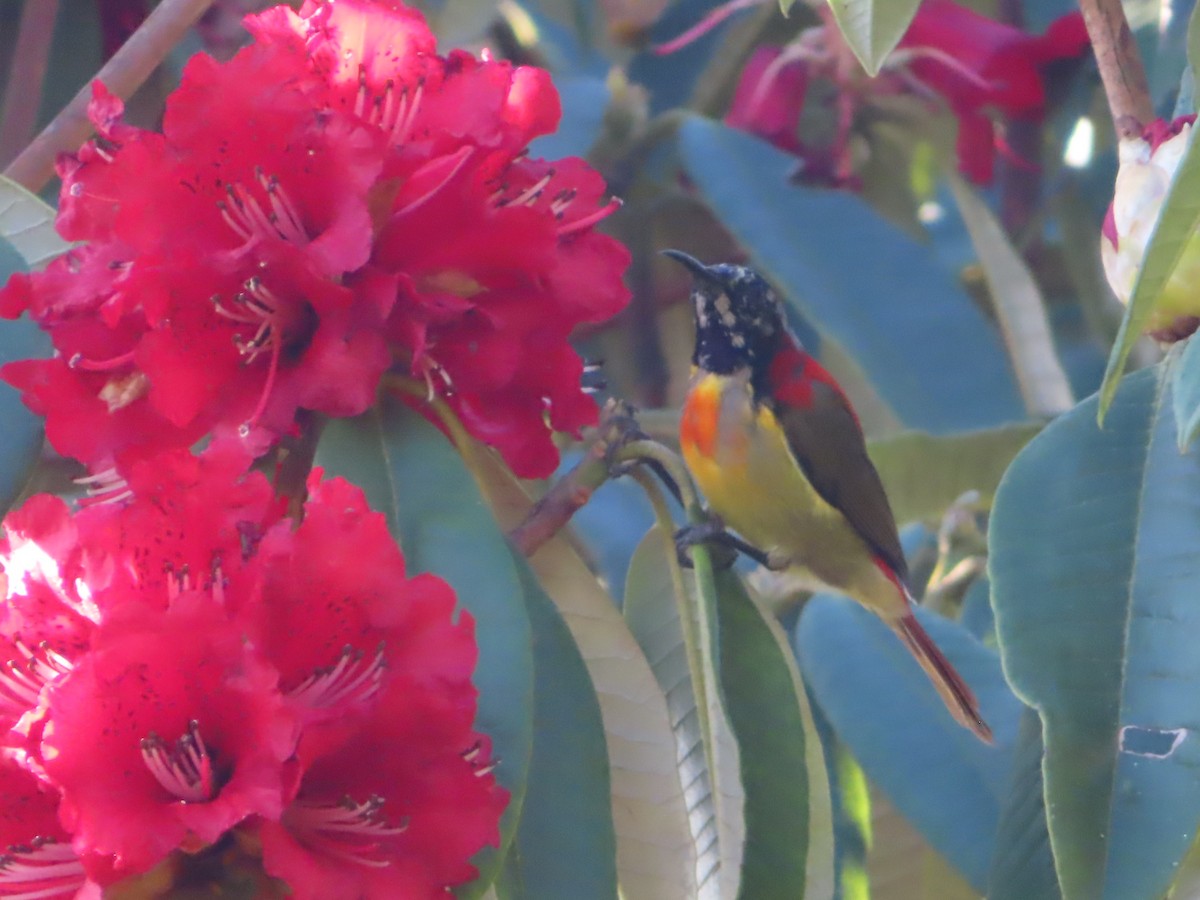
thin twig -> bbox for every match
[507,400,646,556]
[4,0,216,192]
[0,0,59,169]
[1079,0,1153,139]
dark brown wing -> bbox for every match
[771,381,909,583]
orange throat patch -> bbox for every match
[680,376,723,460]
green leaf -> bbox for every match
[677,116,1026,433]
[1097,121,1200,421]
[0,175,64,513]
[462,446,698,900]
[824,725,872,900]
[496,556,617,900]
[824,0,921,76]
[314,403,534,897]
[1189,0,1200,75]
[807,693,872,900]
[990,364,1200,900]
[716,569,835,899]
[779,0,798,14]
[1168,828,1200,898]
[946,172,1074,418]
[986,708,1061,900]
[867,424,1044,524]
[796,597,1022,892]
[1170,335,1200,449]
[624,527,745,898]
[626,527,836,899]
[0,174,69,269]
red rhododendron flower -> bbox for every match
[0,460,505,894]
[715,0,1088,185]
[897,0,1089,183]
[0,752,95,898]
[244,475,506,898]
[41,596,296,880]
[2,0,630,477]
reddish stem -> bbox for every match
[1079,0,1153,139]
[3,0,216,192]
[0,0,59,169]
[508,402,645,557]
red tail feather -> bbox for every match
[893,613,993,743]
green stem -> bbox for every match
[616,438,703,516]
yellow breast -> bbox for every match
[678,370,876,589]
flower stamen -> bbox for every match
[67,349,136,372]
[218,171,308,247]
[140,721,214,803]
[286,795,407,868]
[416,356,455,401]
[654,0,766,55]
[548,188,577,217]
[887,45,1004,94]
[391,80,424,145]
[0,643,72,719]
[394,146,475,218]
[215,277,296,429]
[288,644,385,709]
[557,198,623,237]
[0,837,87,899]
[73,468,132,506]
[461,740,501,777]
[509,171,554,207]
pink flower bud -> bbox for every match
[1101,115,1200,339]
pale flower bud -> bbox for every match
[1101,115,1200,339]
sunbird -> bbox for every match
[667,250,991,742]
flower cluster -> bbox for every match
[719,0,1088,186]
[0,454,506,898]
[1101,115,1200,341]
[2,0,630,479]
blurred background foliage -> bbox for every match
[6,0,1200,897]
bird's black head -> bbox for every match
[663,250,785,375]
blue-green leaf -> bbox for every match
[496,556,616,900]
[959,575,995,645]
[529,76,611,160]
[1170,334,1200,449]
[0,175,65,513]
[315,403,534,897]
[986,708,1061,900]
[796,597,1021,892]
[677,117,1025,433]
[991,364,1200,900]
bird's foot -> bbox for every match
[674,518,770,570]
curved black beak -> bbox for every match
[661,249,722,283]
